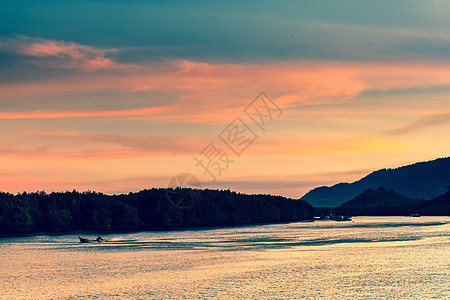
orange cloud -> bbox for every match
[2,58,450,104]
[0,131,207,162]
[0,145,143,160]
[0,106,166,119]
[4,59,450,125]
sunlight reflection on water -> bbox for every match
[0,216,448,299]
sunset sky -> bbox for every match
[1,1,449,198]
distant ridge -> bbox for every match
[301,157,450,207]
[334,187,450,216]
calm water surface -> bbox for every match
[0,216,449,299]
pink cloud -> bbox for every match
[2,35,117,70]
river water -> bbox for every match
[0,216,448,299]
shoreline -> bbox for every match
[2,215,448,239]
[0,218,316,239]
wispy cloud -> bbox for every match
[197,168,372,198]
[389,112,450,135]
[39,131,203,155]
[0,35,117,70]
[0,145,134,160]
[0,131,203,159]
[249,136,412,156]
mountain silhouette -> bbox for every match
[301,157,450,207]
[334,187,450,216]
[335,187,423,216]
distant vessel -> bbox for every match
[410,213,421,217]
[78,236,104,243]
[330,215,352,221]
[316,215,352,221]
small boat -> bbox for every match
[330,215,352,221]
[79,236,105,243]
[79,236,93,243]
[410,213,421,217]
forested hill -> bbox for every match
[334,187,450,216]
[0,188,313,235]
[301,157,450,207]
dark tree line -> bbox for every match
[0,189,313,234]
